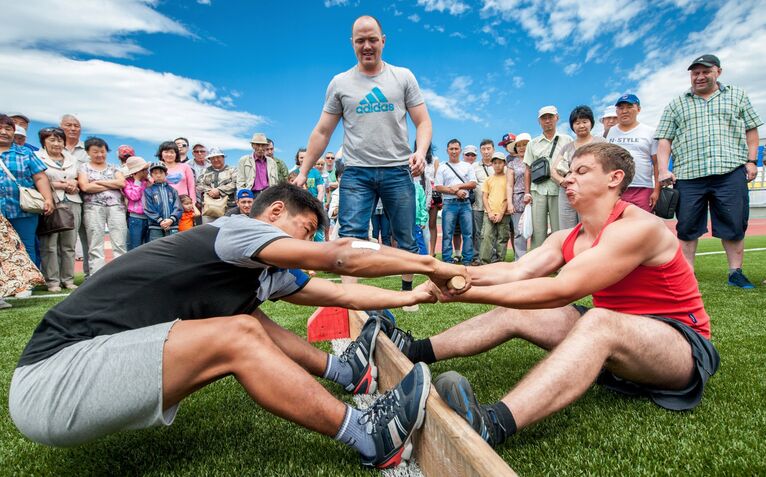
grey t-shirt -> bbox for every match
[323,62,424,167]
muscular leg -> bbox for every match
[501,308,695,430]
[162,315,345,437]
[680,238,698,268]
[429,306,581,360]
[722,239,744,269]
[251,309,327,376]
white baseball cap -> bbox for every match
[601,105,618,119]
[538,105,558,118]
[463,145,478,155]
[14,126,26,137]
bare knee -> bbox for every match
[222,314,273,358]
[568,308,620,346]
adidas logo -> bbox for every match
[356,87,395,114]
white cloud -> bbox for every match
[408,14,421,23]
[512,76,524,88]
[628,0,766,135]
[0,1,266,149]
[422,75,494,123]
[417,0,470,15]
[563,63,581,76]
[197,0,211,5]
[450,32,467,39]
[1,0,190,58]
[503,58,515,72]
[324,0,350,6]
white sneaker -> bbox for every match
[14,289,32,298]
[0,299,11,310]
[402,304,419,312]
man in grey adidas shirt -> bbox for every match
[296,15,432,304]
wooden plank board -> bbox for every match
[349,310,517,477]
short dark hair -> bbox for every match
[39,127,66,147]
[252,183,329,230]
[156,141,181,162]
[569,105,595,131]
[267,138,274,146]
[480,139,494,147]
[174,137,189,147]
[0,114,15,129]
[84,136,110,152]
[294,147,307,165]
[447,138,461,147]
[571,142,635,194]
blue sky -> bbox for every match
[2,0,764,167]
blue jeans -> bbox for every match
[127,216,148,251]
[414,225,428,255]
[370,212,392,246]
[8,215,39,265]
[148,227,178,242]
[441,199,473,264]
[339,165,418,253]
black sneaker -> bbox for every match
[434,371,500,447]
[360,362,431,469]
[371,309,414,357]
[727,269,755,289]
[341,316,380,394]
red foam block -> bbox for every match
[307,307,350,343]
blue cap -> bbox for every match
[237,189,254,200]
[615,94,640,106]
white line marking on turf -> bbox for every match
[696,247,766,256]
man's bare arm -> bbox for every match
[657,139,674,183]
[408,103,432,177]
[283,278,436,309]
[440,217,664,308]
[257,237,470,292]
[296,112,341,186]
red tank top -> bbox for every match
[562,200,710,338]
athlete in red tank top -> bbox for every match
[562,200,710,338]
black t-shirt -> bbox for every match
[18,216,310,367]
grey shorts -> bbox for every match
[9,320,180,447]
[572,304,720,411]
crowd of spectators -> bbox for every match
[0,54,762,311]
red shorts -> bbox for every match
[621,187,653,212]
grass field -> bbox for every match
[1,236,765,476]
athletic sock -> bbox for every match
[406,338,437,364]
[401,279,413,291]
[728,268,740,275]
[484,401,517,444]
[335,405,375,457]
[323,354,352,388]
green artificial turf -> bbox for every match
[1,237,765,476]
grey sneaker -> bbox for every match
[370,309,414,357]
[0,299,12,310]
[360,362,431,469]
[341,315,381,394]
[434,371,501,447]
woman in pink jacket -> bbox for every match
[156,141,196,200]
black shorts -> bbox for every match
[572,304,720,411]
[674,165,749,241]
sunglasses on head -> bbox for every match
[41,127,65,134]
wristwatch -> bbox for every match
[746,159,758,164]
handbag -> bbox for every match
[202,194,228,218]
[653,187,680,219]
[445,162,476,205]
[37,191,75,236]
[0,158,46,214]
[530,136,559,184]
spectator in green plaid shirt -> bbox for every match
[655,54,762,289]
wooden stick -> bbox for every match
[447,275,467,291]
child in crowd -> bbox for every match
[479,152,510,264]
[178,194,200,232]
[143,162,183,242]
[413,176,429,256]
[122,156,150,251]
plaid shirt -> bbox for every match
[0,144,47,219]
[655,83,763,180]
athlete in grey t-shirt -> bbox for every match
[296,15,433,302]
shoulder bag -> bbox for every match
[37,187,75,236]
[445,162,476,205]
[530,136,559,184]
[0,158,46,214]
[653,186,680,219]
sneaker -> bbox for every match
[452,256,461,264]
[434,371,500,447]
[341,315,381,394]
[47,286,62,293]
[360,362,431,469]
[727,269,755,289]
[402,304,419,312]
[371,310,414,357]
[14,289,32,299]
[0,299,11,310]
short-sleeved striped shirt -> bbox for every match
[0,144,48,219]
[655,83,763,180]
